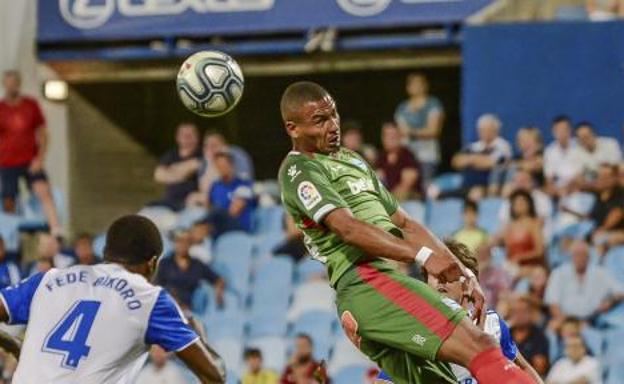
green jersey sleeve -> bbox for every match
[281,159,348,224]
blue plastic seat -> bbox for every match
[211,260,251,301]
[401,200,425,223]
[604,246,624,284]
[213,338,243,374]
[607,362,624,384]
[254,232,286,258]
[604,328,624,363]
[478,197,503,234]
[174,206,208,230]
[247,312,288,338]
[580,326,604,357]
[254,205,285,235]
[255,256,294,284]
[246,337,287,372]
[333,365,369,384]
[291,311,336,361]
[0,213,21,252]
[431,173,463,193]
[555,5,588,20]
[426,198,463,238]
[296,257,327,283]
[214,231,254,260]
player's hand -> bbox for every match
[422,254,463,284]
[29,157,44,173]
[461,273,486,326]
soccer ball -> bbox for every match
[176,51,244,117]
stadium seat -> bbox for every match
[226,370,239,384]
[604,246,624,284]
[291,311,336,360]
[254,232,286,258]
[247,312,288,338]
[561,192,596,216]
[597,302,624,329]
[0,213,22,253]
[607,362,624,384]
[333,365,370,384]
[580,326,604,357]
[250,257,293,315]
[213,338,243,375]
[295,257,327,284]
[426,198,463,238]
[254,256,294,286]
[254,205,285,235]
[211,260,251,302]
[287,281,335,321]
[477,197,503,234]
[204,315,245,342]
[554,220,595,241]
[604,328,624,364]
[214,231,255,261]
[555,5,588,20]
[401,200,425,223]
[92,233,106,258]
[431,173,463,194]
[18,187,66,231]
[173,206,208,230]
[246,337,287,372]
[328,333,373,376]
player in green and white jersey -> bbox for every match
[277,81,536,384]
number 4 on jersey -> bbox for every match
[43,300,102,369]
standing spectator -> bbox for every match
[136,345,188,384]
[74,233,98,266]
[280,334,327,384]
[341,120,377,165]
[546,336,602,384]
[590,164,624,250]
[452,114,512,200]
[510,296,550,377]
[155,230,224,310]
[28,233,73,276]
[153,122,202,211]
[0,237,20,290]
[204,152,255,237]
[575,122,622,175]
[507,126,545,189]
[0,70,62,236]
[394,73,444,183]
[376,122,423,201]
[499,190,545,267]
[452,200,489,252]
[242,348,278,384]
[544,116,586,198]
[545,240,624,328]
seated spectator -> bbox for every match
[544,116,585,198]
[505,126,545,189]
[0,70,63,237]
[136,345,188,384]
[510,295,550,376]
[280,334,328,384]
[242,348,278,384]
[273,215,307,262]
[575,121,622,175]
[188,221,212,264]
[204,152,255,237]
[155,230,224,309]
[152,122,202,211]
[376,122,423,201]
[546,336,602,384]
[497,190,545,267]
[589,164,624,251]
[28,233,73,275]
[341,120,377,165]
[74,233,98,266]
[545,240,624,328]
[475,244,512,309]
[452,114,512,199]
[549,317,583,362]
[0,237,20,289]
[515,266,549,315]
[394,72,444,183]
[33,257,53,275]
[452,200,489,252]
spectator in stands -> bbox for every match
[586,0,624,21]
[515,266,549,313]
[505,126,544,191]
[242,348,278,384]
[204,152,255,237]
[576,122,622,175]
[28,233,73,275]
[499,169,553,230]
[452,200,489,252]
[0,237,20,290]
[497,189,545,267]
[155,230,224,309]
[549,317,583,363]
[544,116,585,198]
[273,215,307,262]
[545,240,624,328]
[136,345,187,384]
[33,257,53,275]
[510,295,550,376]
[376,122,423,201]
[74,233,98,266]
[342,120,378,166]
[590,164,624,251]
[0,70,63,236]
[188,221,212,264]
[546,336,602,384]
[153,122,202,211]
[475,244,512,309]
[394,73,444,183]
[452,113,512,200]
[280,334,326,384]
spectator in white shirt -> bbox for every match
[544,116,586,197]
[452,113,512,200]
[545,240,624,330]
[546,336,601,384]
[575,121,622,174]
[136,345,189,384]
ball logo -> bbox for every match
[336,0,392,16]
[60,0,115,29]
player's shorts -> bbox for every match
[335,259,466,384]
[0,165,48,199]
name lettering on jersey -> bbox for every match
[298,181,322,210]
[44,271,89,292]
[347,178,375,195]
[93,276,142,310]
[287,165,301,182]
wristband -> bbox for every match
[465,269,476,279]
[415,246,433,266]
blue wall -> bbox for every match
[462,21,624,147]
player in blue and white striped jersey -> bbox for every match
[375,239,543,384]
[0,215,226,384]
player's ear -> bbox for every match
[285,120,298,139]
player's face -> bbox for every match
[289,95,341,154]
[426,274,463,307]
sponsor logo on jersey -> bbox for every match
[347,178,375,195]
[298,181,322,210]
[349,157,368,171]
[411,333,427,346]
[288,165,301,182]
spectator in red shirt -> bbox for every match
[0,70,62,235]
[376,122,423,201]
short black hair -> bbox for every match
[243,348,262,359]
[104,215,163,265]
[463,199,478,213]
[214,151,234,163]
[75,232,92,243]
[575,121,594,131]
[296,333,313,346]
[552,115,571,125]
[280,81,329,122]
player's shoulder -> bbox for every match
[278,151,319,182]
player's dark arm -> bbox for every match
[0,299,22,359]
[176,341,226,384]
[514,352,545,384]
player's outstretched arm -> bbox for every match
[176,341,226,384]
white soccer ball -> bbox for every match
[176,51,244,117]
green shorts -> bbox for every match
[335,260,466,384]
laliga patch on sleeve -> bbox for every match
[297,181,322,210]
